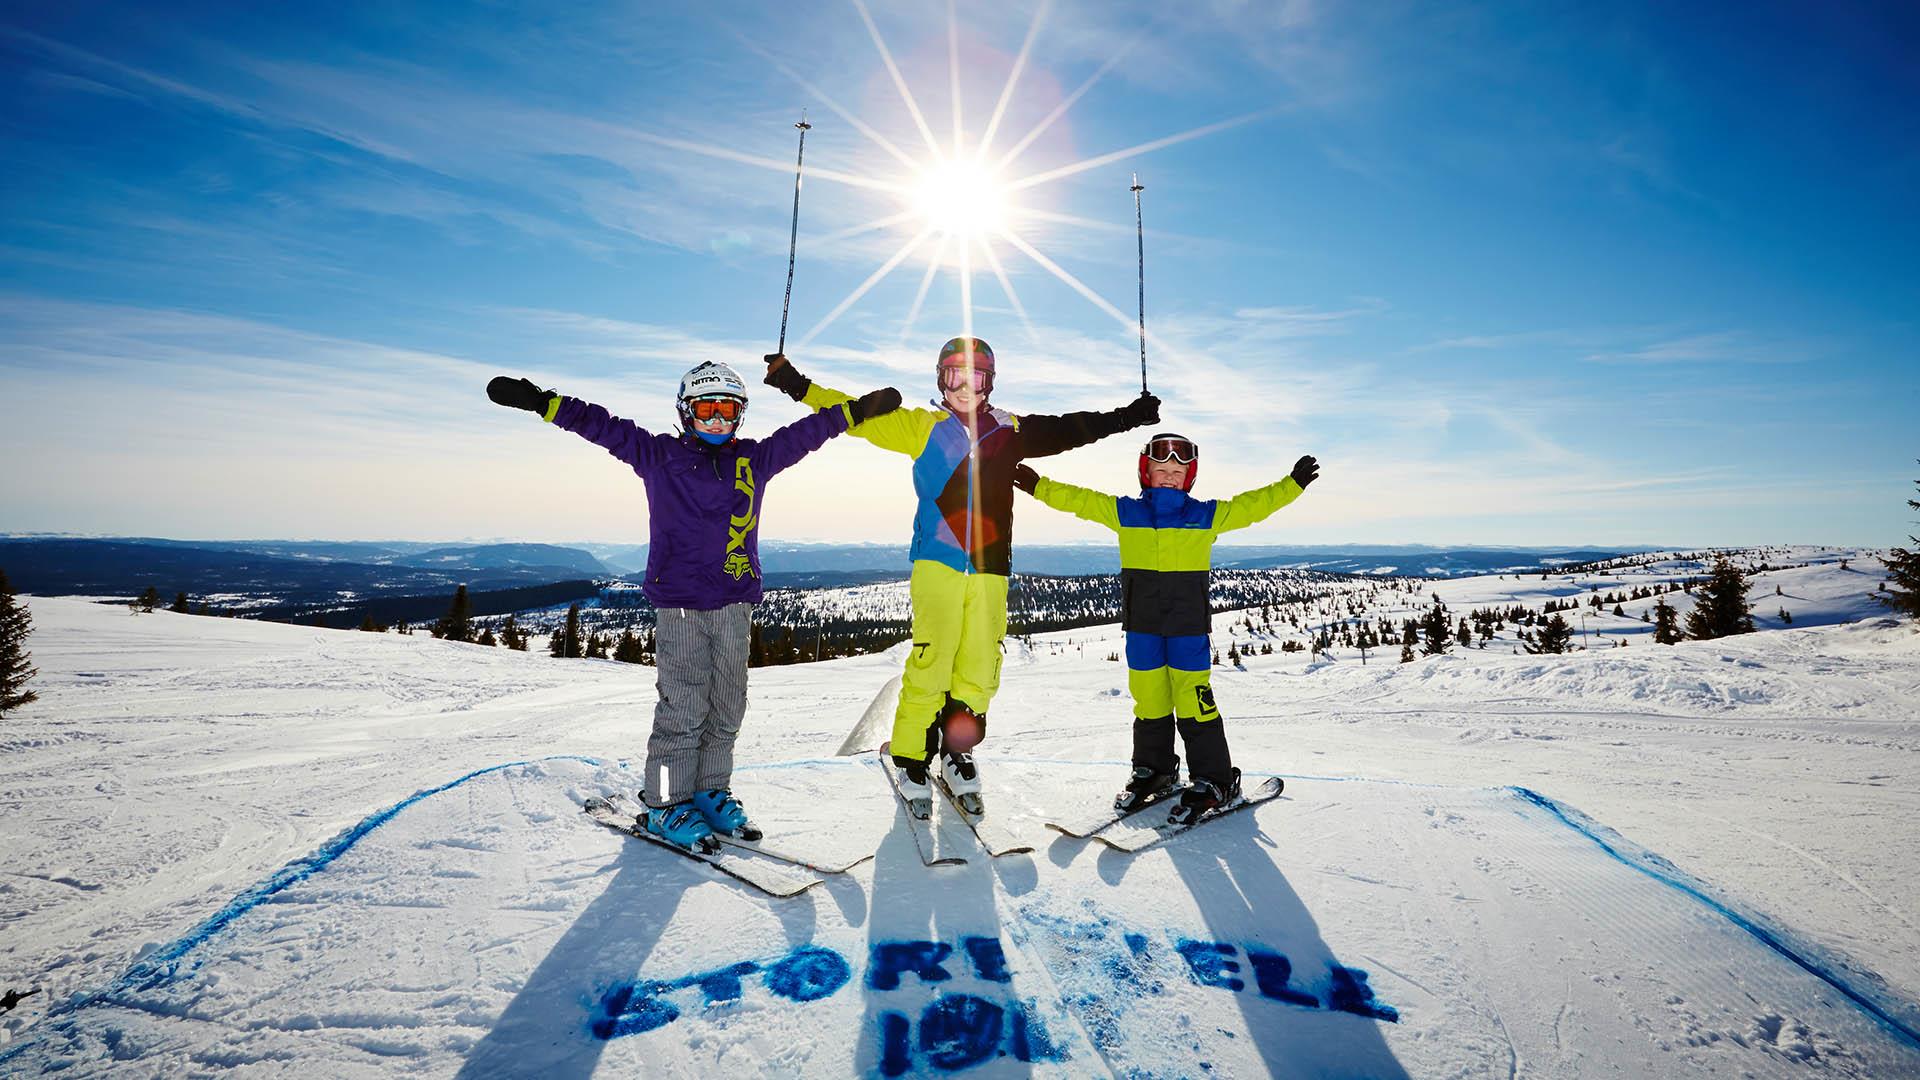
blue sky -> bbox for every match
[1,1,1915,548]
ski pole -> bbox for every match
[777,112,812,356]
[1131,172,1147,394]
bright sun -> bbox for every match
[911,159,1009,238]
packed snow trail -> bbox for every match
[4,756,1917,1077]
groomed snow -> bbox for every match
[1,552,1916,1076]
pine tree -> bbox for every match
[433,585,474,643]
[1651,598,1683,644]
[477,626,498,647]
[137,586,160,613]
[0,570,40,715]
[1420,603,1451,656]
[1684,557,1756,640]
[547,605,585,658]
[501,615,528,651]
[614,629,644,664]
[1456,618,1472,650]
[1398,641,1415,663]
[358,613,382,633]
[170,591,190,614]
[1524,613,1574,654]
[1876,464,1920,619]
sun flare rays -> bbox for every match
[702,5,1268,366]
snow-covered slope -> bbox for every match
[2,558,1916,1075]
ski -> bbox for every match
[712,833,875,875]
[1090,777,1286,854]
[936,777,1034,856]
[1044,783,1185,839]
[583,795,823,898]
[875,744,967,867]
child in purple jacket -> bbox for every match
[488,362,901,851]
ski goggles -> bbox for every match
[938,361,993,393]
[686,396,743,422]
[1142,436,1198,463]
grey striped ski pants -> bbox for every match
[644,603,752,807]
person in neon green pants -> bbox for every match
[763,338,1158,814]
[1014,432,1319,824]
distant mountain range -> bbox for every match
[586,541,1656,579]
[0,537,1657,615]
[0,537,607,603]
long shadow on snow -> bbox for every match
[1100,799,1410,1079]
[457,803,822,1079]
[855,782,1031,1078]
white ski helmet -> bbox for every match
[676,361,749,438]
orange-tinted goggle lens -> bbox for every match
[688,397,742,421]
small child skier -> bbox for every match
[486,363,901,849]
[1013,433,1319,823]
[763,338,1159,817]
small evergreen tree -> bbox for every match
[1456,618,1472,650]
[1876,465,1920,619]
[1524,613,1574,654]
[358,613,383,633]
[0,570,40,715]
[433,585,474,643]
[476,626,498,647]
[1684,557,1756,640]
[170,591,190,614]
[1420,603,1451,656]
[1651,598,1683,644]
[137,586,160,613]
[1778,607,1792,626]
[554,604,583,658]
[501,614,528,651]
[614,629,644,664]
[1398,641,1415,663]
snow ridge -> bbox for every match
[0,754,604,1067]
[1512,786,1920,1049]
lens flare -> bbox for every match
[912,159,1009,239]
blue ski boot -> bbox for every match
[644,800,717,852]
[692,789,762,841]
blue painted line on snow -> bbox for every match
[1512,786,1920,1050]
[11,755,604,1041]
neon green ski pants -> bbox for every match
[891,559,1008,763]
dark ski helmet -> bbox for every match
[935,336,995,397]
[1139,432,1199,491]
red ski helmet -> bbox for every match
[1139,432,1198,492]
[935,336,995,396]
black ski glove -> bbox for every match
[847,387,903,425]
[1291,454,1320,488]
[1121,392,1160,428]
[763,353,812,402]
[1012,463,1039,494]
[488,376,559,417]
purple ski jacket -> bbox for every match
[552,396,853,610]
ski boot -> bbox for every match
[1115,766,1180,813]
[692,789,762,842]
[896,757,934,820]
[644,800,718,853]
[1168,768,1241,827]
[940,750,984,815]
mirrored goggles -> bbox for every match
[1143,437,1197,463]
[686,396,743,422]
[938,364,992,392]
